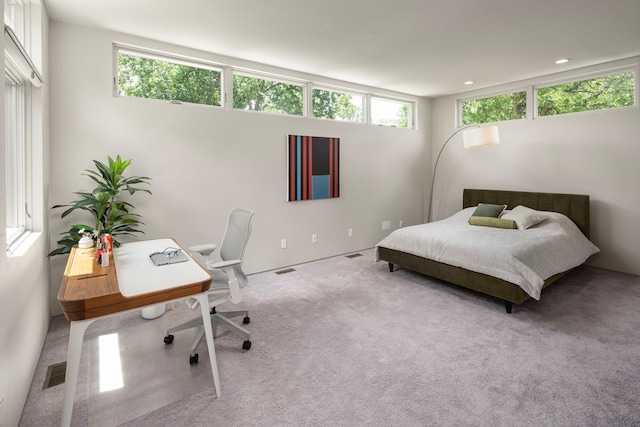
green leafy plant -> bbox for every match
[48,155,152,256]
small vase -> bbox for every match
[78,236,94,249]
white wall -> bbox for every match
[0,2,51,426]
[430,57,640,276]
[48,21,431,315]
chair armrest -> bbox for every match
[189,243,217,256]
[208,259,240,270]
[207,259,243,304]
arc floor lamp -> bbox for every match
[428,125,500,222]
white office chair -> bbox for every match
[164,207,255,364]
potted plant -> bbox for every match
[49,155,152,256]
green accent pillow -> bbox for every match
[469,216,517,229]
[471,203,507,218]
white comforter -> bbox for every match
[374,207,600,300]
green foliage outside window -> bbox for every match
[371,98,410,128]
[397,105,409,128]
[118,53,222,106]
[462,92,526,125]
[537,72,635,116]
[117,49,414,127]
[312,89,363,122]
[374,106,409,127]
[462,71,635,124]
[233,74,303,115]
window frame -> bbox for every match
[4,0,41,253]
[457,87,528,126]
[310,85,365,123]
[5,65,29,245]
[112,43,419,129]
[369,95,413,128]
[4,0,25,43]
[113,44,225,107]
[231,70,306,116]
[533,66,637,119]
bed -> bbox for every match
[375,189,599,313]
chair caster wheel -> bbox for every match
[242,340,252,350]
[164,334,174,344]
[189,353,199,364]
[243,316,250,324]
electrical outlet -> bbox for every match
[399,220,404,228]
[312,234,318,243]
[280,239,287,249]
[382,221,391,231]
[348,227,353,237]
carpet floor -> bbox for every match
[20,249,640,426]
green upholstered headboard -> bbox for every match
[463,189,591,238]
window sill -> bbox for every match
[7,231,42,267]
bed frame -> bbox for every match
[377,189,591,313]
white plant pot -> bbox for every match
[78,236,94,249]
[141,304,166,319]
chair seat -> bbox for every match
[209,268,232,289]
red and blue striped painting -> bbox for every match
[288,135,340,201]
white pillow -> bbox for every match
[501,205,548,230]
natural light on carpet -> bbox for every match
[99,333,124,392]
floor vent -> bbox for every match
[345,253,363,259]
[43,362,66,389]
[275,268,296,275]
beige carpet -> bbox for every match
[20,249,640,426]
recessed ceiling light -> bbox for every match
[464,81,474,85]
[555,58,570,64]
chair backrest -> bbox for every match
[219,208,254,287]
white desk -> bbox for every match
[57,238,218,427]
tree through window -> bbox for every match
[370,97,411,128]
[537,71,635,116]
[312,88,363,122]
[117,50,222,106]
[233,73,303,116]
[461,91,526,125]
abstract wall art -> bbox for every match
[287,135,340,201]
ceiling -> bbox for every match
[44,0,640,97]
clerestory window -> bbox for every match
[232,72,304,116]
[116,47,223,107]
[536,70,635,117]
[370,97,411,128]
[312,87,363,122]
[461,91,527,125]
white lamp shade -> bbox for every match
[463,126,500,149]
